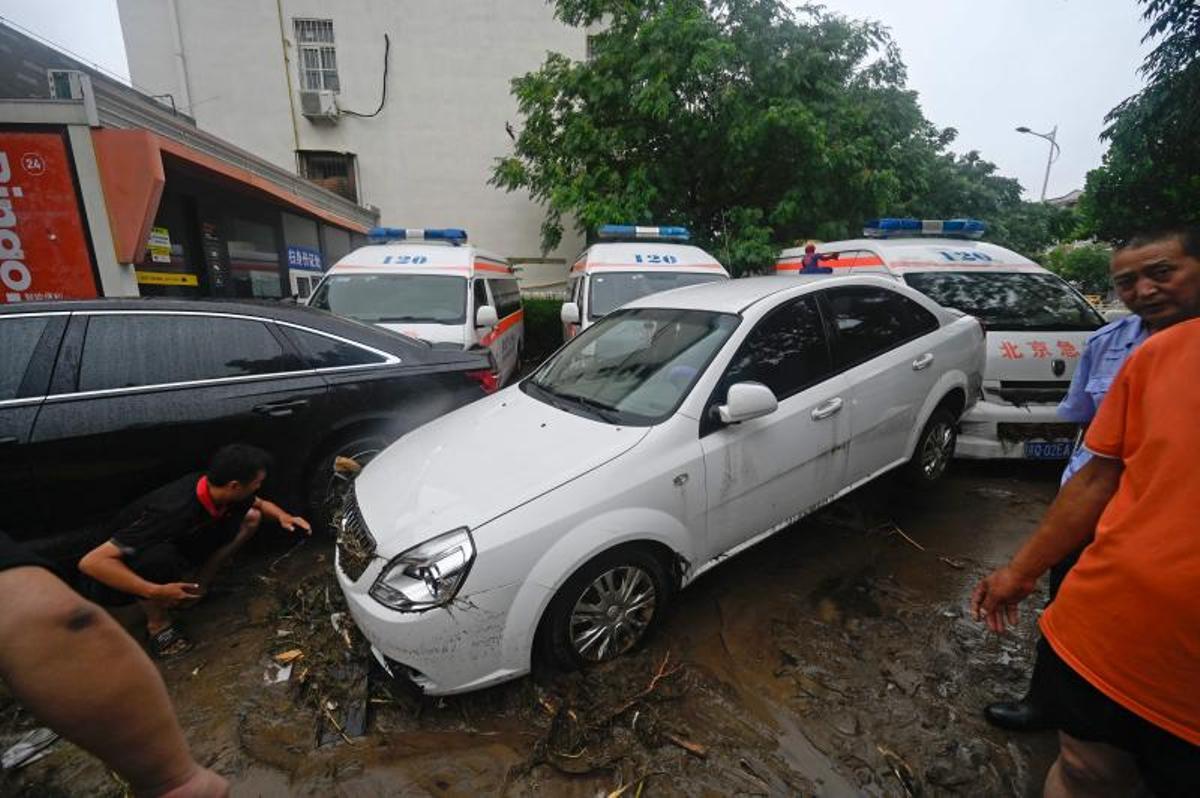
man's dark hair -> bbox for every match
[207,444,273,486]
[1121,227,1200,260]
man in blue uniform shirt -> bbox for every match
[983,226,1200,732]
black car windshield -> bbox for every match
[903,271,1104,332]
[524,307,739,426]
[589,272,726,319]
[310,274,467,324]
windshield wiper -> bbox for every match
[377,316,453,323]
[529,381,619,423]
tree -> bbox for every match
[1081,0,1200,242]
[1042,242,1114,295]
[492,0,1034,274]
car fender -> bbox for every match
[906,369,969,458]
[495,506,698,671]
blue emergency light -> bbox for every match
[368,227,468,245]
[597,224,690,242]
[863,218,986,239]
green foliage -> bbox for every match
[520,297,565,365]
[1081,0,1200,242]
[1042,242,1114,294]
[493,0,1046,275]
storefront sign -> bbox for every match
[0,131,97,303]
[148,226,172,263]
[136,270,198,287]
[286,245,323,272]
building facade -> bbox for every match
[117,0,588,288]
[0,21,376,304]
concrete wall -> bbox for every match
[117,0,586,266]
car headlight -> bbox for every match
[369,527,476,612]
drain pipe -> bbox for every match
[275,0,302,155]
[166,0,193,114]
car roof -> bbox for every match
[328,241,511,276]
[572,241,729,275]
[783,237,1045,273]
[621,274,896,314]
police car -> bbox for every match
[309,228,523,391]
[777,219,1106,459]
[560,225,730,338]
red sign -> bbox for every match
[0,131,97,303]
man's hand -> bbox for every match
[970,566,1038,633]
[151,582,203,607]
[156,763,230,798]
[279,515,312,536]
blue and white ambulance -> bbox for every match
[309,228,523,391]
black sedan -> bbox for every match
[0,298,490,561]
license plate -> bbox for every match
[1024,440,1074,459]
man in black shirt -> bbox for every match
[0,532,228,795]
[79,444,310,657]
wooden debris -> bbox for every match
[664,732,707,759]
[274,649,304,664]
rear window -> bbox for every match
[311,274,467,325]
[902,271,1103,332]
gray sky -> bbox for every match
[0,0,1151,201]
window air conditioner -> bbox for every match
[300,90,338,119]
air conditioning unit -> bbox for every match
[48,69,86,100]
[300,90,339,120]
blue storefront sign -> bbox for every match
[286,245,324,272]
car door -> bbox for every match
[817,286,942,486]
[699,295,850,559]
[0,312,68,541]
[485,277,523,383]
[28,310,329,533]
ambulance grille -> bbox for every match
[336,488,376,581]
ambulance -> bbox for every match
[777,218,1106,459]
[560,225,730,337]
[309,228,523,391]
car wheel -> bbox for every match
[540,546,672,670]
[306,433,388,534]
[903,407,957,486]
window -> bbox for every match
[78,315,299,391]
[310,274,467,324]
[589,272,726,319]
[473,279,490,312]
[282,327,387,369]
[297,151,357,202]
[821,287,938,369]
[487,278,522,318]
[902,271,1103,332]
[294,19,339,92]
[0,317,49,400]
[720,297,832,401]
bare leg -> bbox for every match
[0,565,228,797]
[193,508,261,591]
[140,598,174,637]
[1044,732,1140,797]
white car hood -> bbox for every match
[354,386,650,559]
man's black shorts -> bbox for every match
[1031,638,1200,797]
[0,531,57,576]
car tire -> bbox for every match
[305,432,389,535]
[539,545,672,671]
[902,406,958,486]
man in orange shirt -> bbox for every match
[972,228,1200,797]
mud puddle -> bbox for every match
[3,462,1061,796]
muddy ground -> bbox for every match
[2,461,1063,797]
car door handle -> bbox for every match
[252,399,309,418]
[912,353,935,371]
[811,397,843,420]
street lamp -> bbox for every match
[1016,125,1061,202]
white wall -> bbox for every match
[117,0,586,265]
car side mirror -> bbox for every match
[476,304,499,329]
[717,382,778,424]
[560,301,581,325]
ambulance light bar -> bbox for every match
[598,224,690,241]
[368,227,468,245]
[863,218,986,239]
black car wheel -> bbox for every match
[902,407,957,486]
[306,433,388,534]
[539,546,672,670]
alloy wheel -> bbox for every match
[568,566,657,662]
[920,421,955,480]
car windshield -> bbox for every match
[589,272,726,319]
[524,307,739,426]
[310,274,467,324]
[902,271,1104,332]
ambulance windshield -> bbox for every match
[589,272,726,319]
[311,274,467,324]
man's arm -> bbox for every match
[0,565,227,797]
[78,542,199,605]
[252,497,311,535]
[971,455,1123,632]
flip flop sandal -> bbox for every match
[149,625,193,659]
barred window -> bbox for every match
[294,19,339,92]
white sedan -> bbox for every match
[336,276,985,694]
